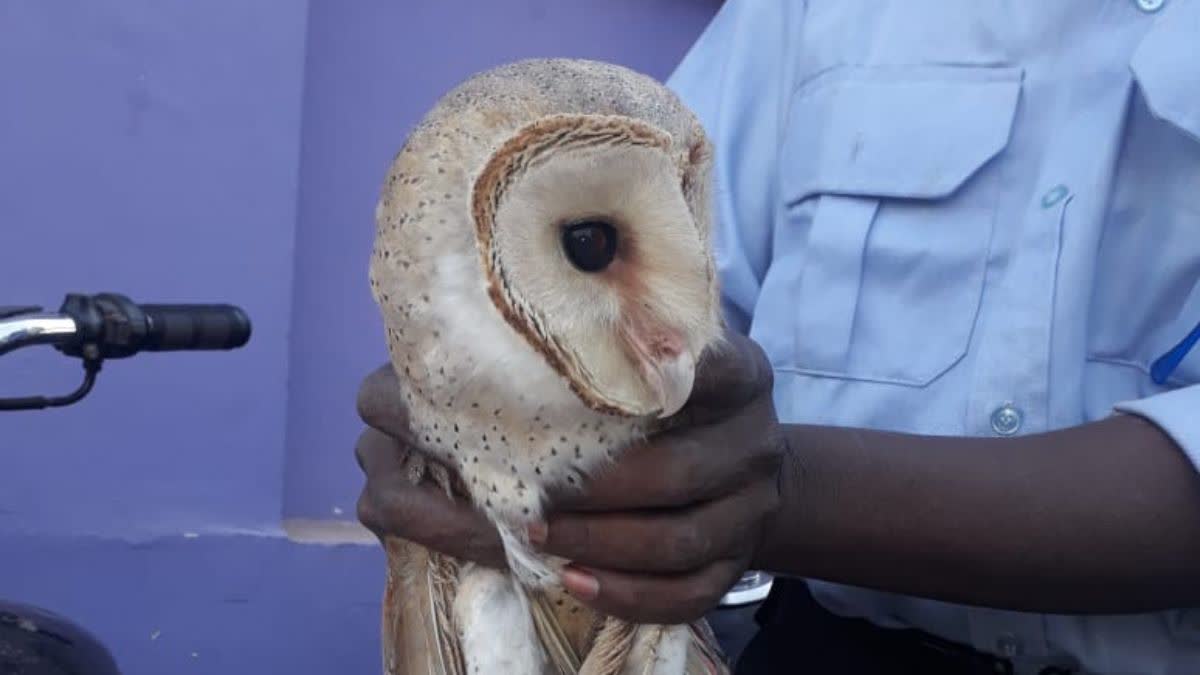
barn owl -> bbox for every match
[369,58,727,675]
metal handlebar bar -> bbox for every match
[0,293,251,411]
[0,313,79,356]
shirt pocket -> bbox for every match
[1085,21,1200,389]
[773,64,1022,386]
[1089,279,1200,389]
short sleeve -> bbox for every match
[665,0,804,334]
[1115,385,1200,473]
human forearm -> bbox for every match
[756,414,1200,613]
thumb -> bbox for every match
[356,363,414,442]
[671,332,773,426]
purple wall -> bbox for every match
[1,1,718,672]
[0,0,308,537]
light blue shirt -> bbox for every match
[667,1,1200,674]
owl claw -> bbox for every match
[428,462,454,498]
[401,449,456,498]
[401,449,427,485]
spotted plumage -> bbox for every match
[370,58,726,675]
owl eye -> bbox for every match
[561,219,618,273]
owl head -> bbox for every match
[471,108,722,420]
[374,60,724,425]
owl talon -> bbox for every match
[428,462,454,498]
[401,449,457,499]
[401,449,427,486]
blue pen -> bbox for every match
[1150,319,1200,386]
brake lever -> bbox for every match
[0,302,99,411]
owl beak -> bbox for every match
[622,327,696,419]
[648,348,696,419]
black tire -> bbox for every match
[0,601,120,675]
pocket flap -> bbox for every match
[1131,1,1200,143]
[782,65,1023,203]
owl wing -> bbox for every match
[381,538,466,675]
[382,538,729,675]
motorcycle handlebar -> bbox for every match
[0,293,252,358]
[0,293,252,411]
[139,304,251,352]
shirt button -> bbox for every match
[990,404,1023,436]
[1041,184,1069,208]
[1135,0,1165,12]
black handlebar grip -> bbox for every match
[139,304,252,352]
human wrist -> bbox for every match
[749,423,809,574]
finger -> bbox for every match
[356,427,455,492]
[356,363,412,441]
[360,479,508,569]
[682,331,773,415]
[355,428,507,568]
[549,400,783,511]
[355,426,408,477]
[542,486,769,572]
[560,558,743,624]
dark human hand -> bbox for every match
[355,365,508,569]
[538,332,786,624]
